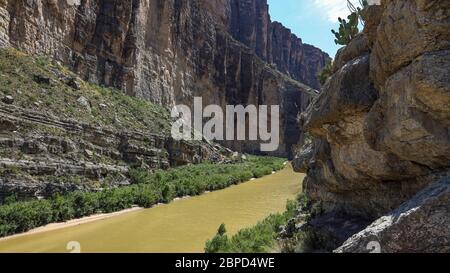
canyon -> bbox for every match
[0,0,328,201]
[0,0,329,157]
[0,0,448,253]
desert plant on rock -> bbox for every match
[318,60,333,85]
[331,0,369,45]
[332,13,360,45]
[347,0,369,26]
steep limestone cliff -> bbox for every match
[0,0,328,157]
[226,0,330,89]
[294,1,449,252]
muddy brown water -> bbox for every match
[0,164,304,253]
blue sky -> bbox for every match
[267,0,356,58]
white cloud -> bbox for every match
[312,0,361,23]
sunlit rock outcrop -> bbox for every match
[294,0,450,252]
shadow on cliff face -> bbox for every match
[283,84,310,160]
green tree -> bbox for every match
[317,60,333,85]
[218,223,227,236]
[204,223,230,253]
[205,234,230,253]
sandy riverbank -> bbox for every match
[0,195,203,242]
[0,207,144,242]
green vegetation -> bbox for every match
[347,0,369,26]
[278,195,335,253]
[205,199,298,253]
[218,223,227,236]
[331,0,368,45]
[0,156,285,237]
[317,60,333,85]
[331,13,359,46]
[204,193,332,253]
[0,48,171,134]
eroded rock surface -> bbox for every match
[295,1,450,252]
[0,103,223,201]
[336,175,450,253]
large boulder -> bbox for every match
[366,50,450,169]
[301,50,431,217]
[304,54,378,138]
[292,142,313,173]
[336,175,450,253]
[333,34,370,73]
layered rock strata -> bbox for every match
[0,103,222,201]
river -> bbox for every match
[0,164,304,253]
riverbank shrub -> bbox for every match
[52,194,75,221]
[204,193,335,253]
[0,200,55,235]
[205,199,298,253]
[252,167,273,178]
[204,231,230,253]
[218,224,227,236]
[0,156,285,237]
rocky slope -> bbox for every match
[0,48,225,202]
[0,0,328,157]
[294,1,449,252]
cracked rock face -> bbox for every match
[336,175,450,253]
[294,0,450,252]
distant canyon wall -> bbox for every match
[225,0,329,89]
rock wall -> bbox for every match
[226,0,330,89]
[336,175,450,253]
[294,1,449,252]
[0,103,223,202]
[0,0,328,157]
